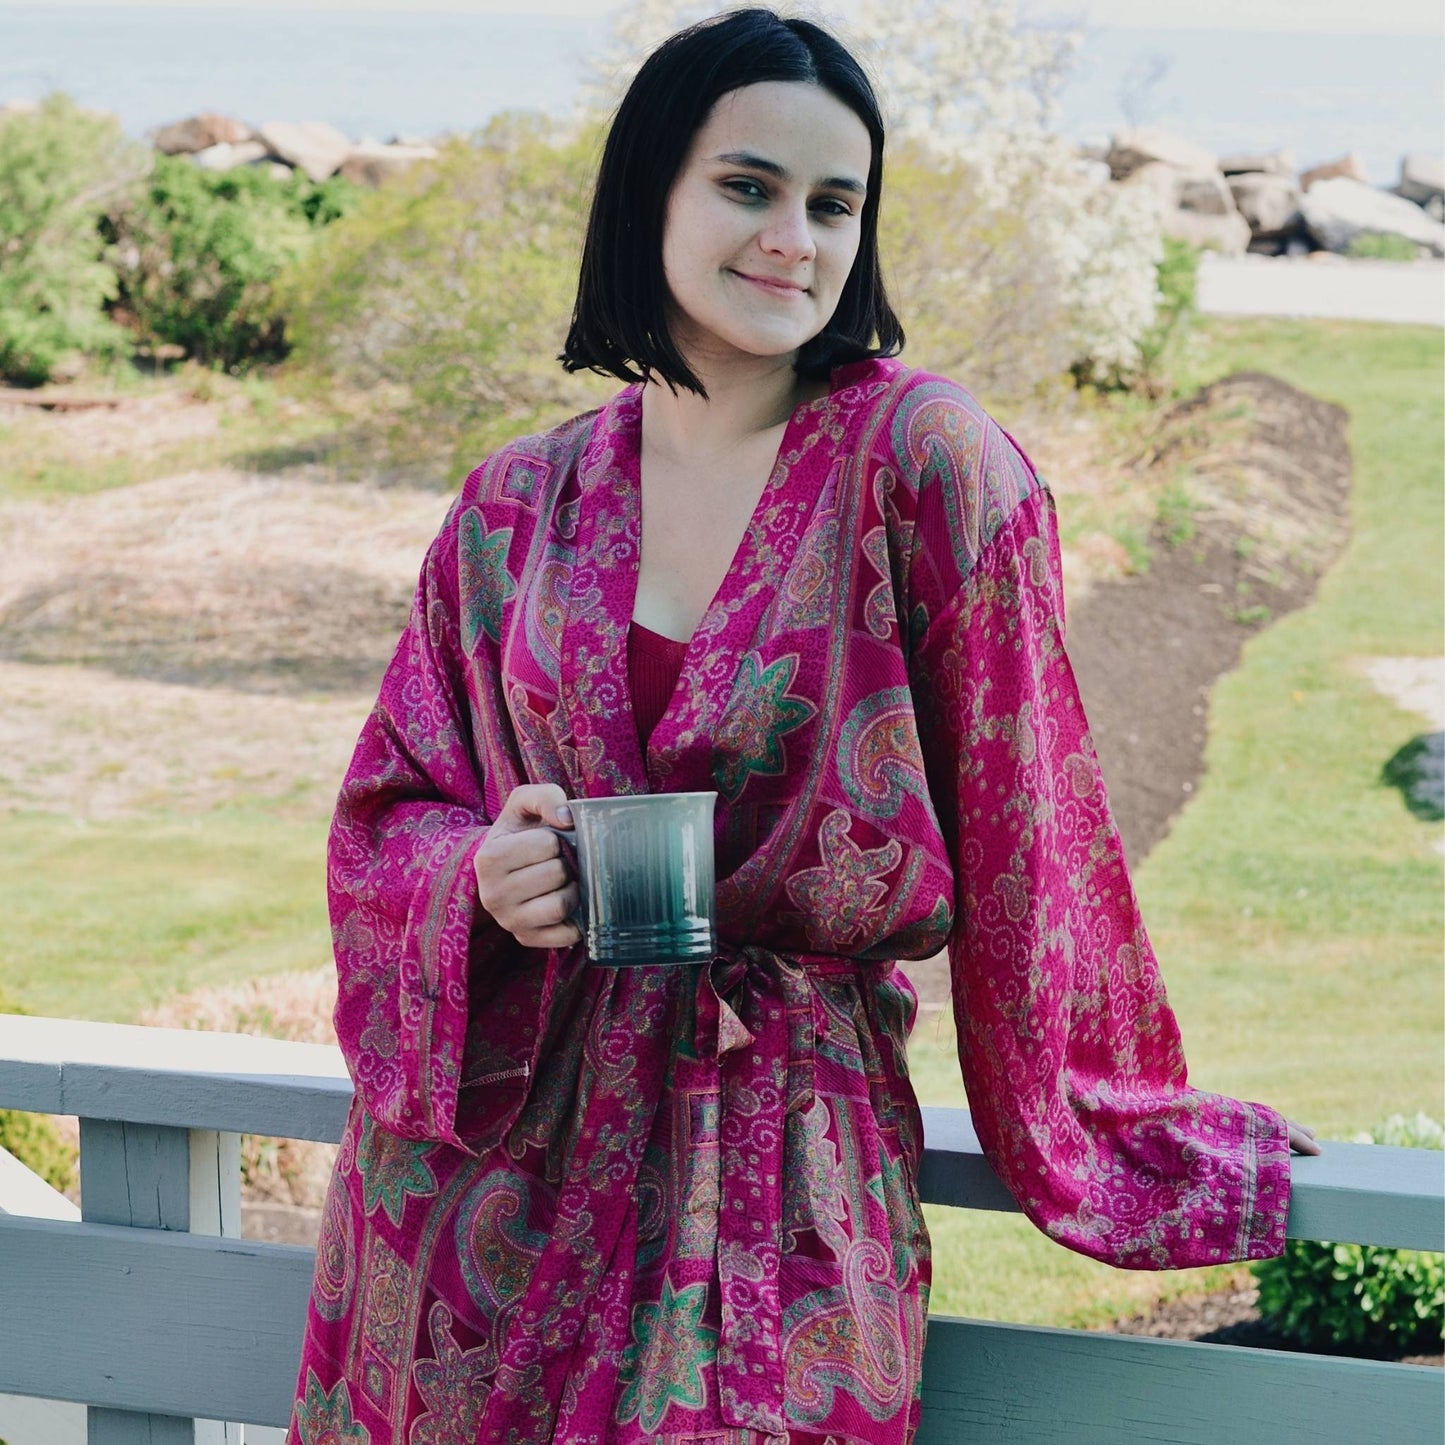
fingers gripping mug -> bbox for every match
[551,792,717,967]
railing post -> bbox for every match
[79,1121,243,1445]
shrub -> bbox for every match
[855,0,1165,391]
[0,988,78,1194]
[106,153,360,372]
[279,112,613,479]
[1345,232,1421,262]
[1252,1113,1445,1356]
[0,92,150,384]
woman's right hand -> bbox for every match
[473,783,582,950]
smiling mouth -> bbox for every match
[734,271,809,296]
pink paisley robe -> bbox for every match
[287,356,1292,1445]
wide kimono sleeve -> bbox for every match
[327,493,546,1156]
[906,412,1293,1269]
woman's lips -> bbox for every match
[734,271,808,296]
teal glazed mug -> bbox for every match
[552,792,718,967]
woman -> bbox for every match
[288,10,1319,1443]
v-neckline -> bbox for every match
[558,360,864,798]
[628,373,840,654]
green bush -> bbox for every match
[0,988,77,1195]
[1252,1113,1444,1355]
[278,112,613,478]
[1345,232,1421,261]
[1135,236,1199,393]
[0,92,149,384]
[107,153,360,371]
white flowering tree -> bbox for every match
[583,0,1167,393]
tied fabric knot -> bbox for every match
[693,946,885,1435]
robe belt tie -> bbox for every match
[692,946,892,1436]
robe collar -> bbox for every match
[558,359,884,799]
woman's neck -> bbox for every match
[640,350,824,464]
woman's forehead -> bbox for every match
[688,81,872,183]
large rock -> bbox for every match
[1398,153,1445,207]
[1107,126,1217,181]
[191,139,270,172]
[338,140,438,187]
[150,112,252,155]
[257,120,351,182]
[1177,171,1236,217]
[1299,152,1366,191]
[1123,164,1249,252]
[1162,208,1252,255]
[1228,172,1304,237]
[1301,176,1445,256]
[1219,148,1295,177]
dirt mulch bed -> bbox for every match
[1102,1282,1443,1367]
[1064,370,1352,867]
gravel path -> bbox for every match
[1198,254,1444,327]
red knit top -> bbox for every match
[627,621,689,749]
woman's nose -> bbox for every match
[759,201,816,262]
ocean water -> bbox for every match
[1,4,1440,184]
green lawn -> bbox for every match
[911,317,1444,1326]
[0,807,330,1022]
[0,317,1439,1332]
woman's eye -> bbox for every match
[812,198,855,219]
[724,179,767,201]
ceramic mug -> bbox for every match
[551,792,717,967]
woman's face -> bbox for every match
[660,80,872,371]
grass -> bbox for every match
[908,315,1444,1327]
[0,368,346,500]
[0,807,330,1022]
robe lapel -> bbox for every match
[558,384,650,798]
[648,361,874,794]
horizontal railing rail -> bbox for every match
[0,1013,1440,1444]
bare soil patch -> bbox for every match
[899,372,1354,1009]
[1100,1282,1443,1367]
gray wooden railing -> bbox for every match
[0,1012,1440,1445]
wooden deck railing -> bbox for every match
[0,1012,1441,1445]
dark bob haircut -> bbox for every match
[558,6,903,397]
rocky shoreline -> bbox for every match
[1085,127,1443,260]
[4,97,1442,262]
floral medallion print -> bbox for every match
[457,509,515,654]
[614,1278,719,1434]
[289,358,1292,1445]
[355,1110,438,1228]
[292,1369,371,1445]
[712,650,815,802]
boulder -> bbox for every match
[1428,195,1445,223]
[191,139,270,172]
[1123,164,1248,252]
[1161,208,1252,255]
[257,120,352,182]
[1228,172,1304,237]
[150,112,252,155]
[1397,152,1445,207]
[1177,171,1236,217]
[1299,152,1366,191]
[1219,148,1295,177]
[338,140,439,187]
[1301,176,1445,257]
[1107,126,1217,181]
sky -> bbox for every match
[14,0,1445,32]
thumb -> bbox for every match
[495,782,573,835]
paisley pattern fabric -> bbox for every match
[288,358,1292,1444]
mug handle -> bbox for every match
[544,825,588,937]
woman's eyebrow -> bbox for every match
[708,149,866,196]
